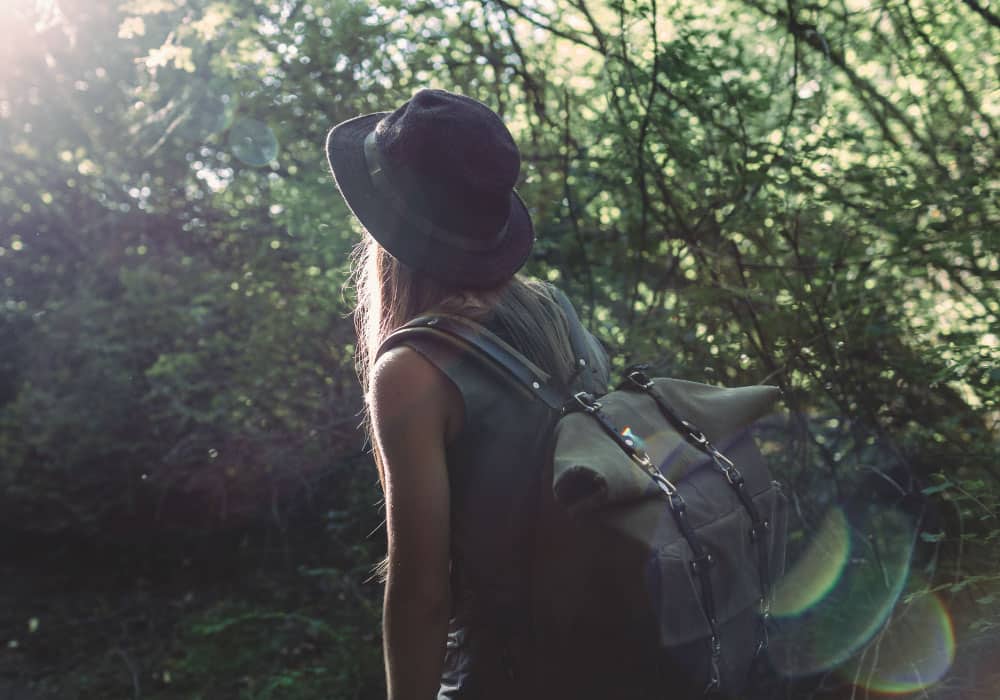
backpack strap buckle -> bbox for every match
[649,470,680,499]
[625,369,654,390]
[681,421,709,445]
[569,391,602,413]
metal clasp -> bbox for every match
[571,391,601,413]
[626,370,654,390]
[707,448,743,486]
[723,464,744,487]
[632,451,653,470]
[708,446,734,469]
[650,470,679,498]
[681,420,709,445]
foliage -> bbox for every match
[0,0,996,696]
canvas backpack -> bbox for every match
[385,305,788,698]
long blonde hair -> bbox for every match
[349,231,576,422]
[349,233,577,582]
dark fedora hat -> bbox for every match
[326,89,534,289]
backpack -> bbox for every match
[385,304,788,698]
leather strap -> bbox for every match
[623,370,774,669]
[664,488,723,693]
[378,314,567,412]
[568,392,654,472]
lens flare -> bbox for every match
[772,506,851,617]
[839,586,955,694]
[229,118,279,166]
[769,505,917,676]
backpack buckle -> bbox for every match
[723,465,745,487]
[650,471,680,498]
[708,446,735,469]
[570,391,601,413]
[625,369,654,390]
[681,420,709,445]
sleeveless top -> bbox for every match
[397,285,610,700]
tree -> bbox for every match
[0,0,995,696]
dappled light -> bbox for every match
[0,0,996,696]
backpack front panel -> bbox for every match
[542,383,788,697]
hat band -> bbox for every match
[363,130,510,253]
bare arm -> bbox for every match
[370,346,462,700]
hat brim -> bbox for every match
[326,112,534,290]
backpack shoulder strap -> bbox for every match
[377,314,567,412]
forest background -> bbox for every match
[0,0,996,697]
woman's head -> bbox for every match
[328,89,547,389]
[329,89,574,396]
[326,88,534,290]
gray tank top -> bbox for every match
[397,285,609,699]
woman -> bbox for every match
[326,89,610,699]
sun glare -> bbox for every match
[0,0,68,57]
[1,0,61,28]
[0,0,80,86]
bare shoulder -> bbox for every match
[372,345,441,392]
[370,345,463,442]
